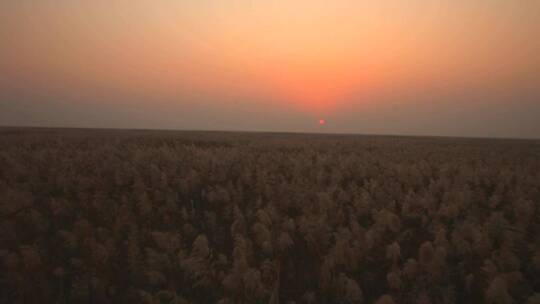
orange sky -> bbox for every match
[1,1,539,137]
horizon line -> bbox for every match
[1,125,539,142]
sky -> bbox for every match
[1,0,539,138]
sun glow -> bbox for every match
[1,0,539,132]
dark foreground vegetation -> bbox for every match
[1,127,539,304]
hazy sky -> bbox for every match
[1,1,539,138]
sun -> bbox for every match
[319,119,326,125]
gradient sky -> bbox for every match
[1,1,539,138]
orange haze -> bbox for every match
[1,1,539,136]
